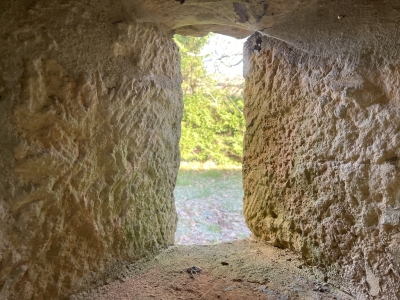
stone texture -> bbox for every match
[243,35,400,299]
[2,0,400,299]
[133,0,400,61]
[0,1,182,299]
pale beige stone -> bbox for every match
[0,2,181,299]
[1,0,400,299]
[243,35,400,300]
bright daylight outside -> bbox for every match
[174,33,251,245]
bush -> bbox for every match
[175,34,245,167]
[180,91,244,165]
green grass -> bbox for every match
[174,169,251,244]
[179,161,242,171]
[206,224,222,233]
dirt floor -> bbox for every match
[70,239,354,300]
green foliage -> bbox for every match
[174,34,214,94]
[174,34,245,166]
[180,92,244,165]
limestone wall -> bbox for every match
[2,0,400,299]
[243,35,400,299]
[0,1,182,299]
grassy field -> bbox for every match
[174,169,251,244]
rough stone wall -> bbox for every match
[243,36,400,299]
[0,1,182,299]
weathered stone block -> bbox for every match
[0,2,182,299]
[243,35,400,299]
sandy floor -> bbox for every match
[70,239,354,300]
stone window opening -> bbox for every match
[173,33,251,245]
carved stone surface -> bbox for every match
[0,1,181,299]
[1,0,400,299]
[133,0,400,60]
[243,35,400,299]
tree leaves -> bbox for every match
[175,34,245,166]
[180,92,245,165]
